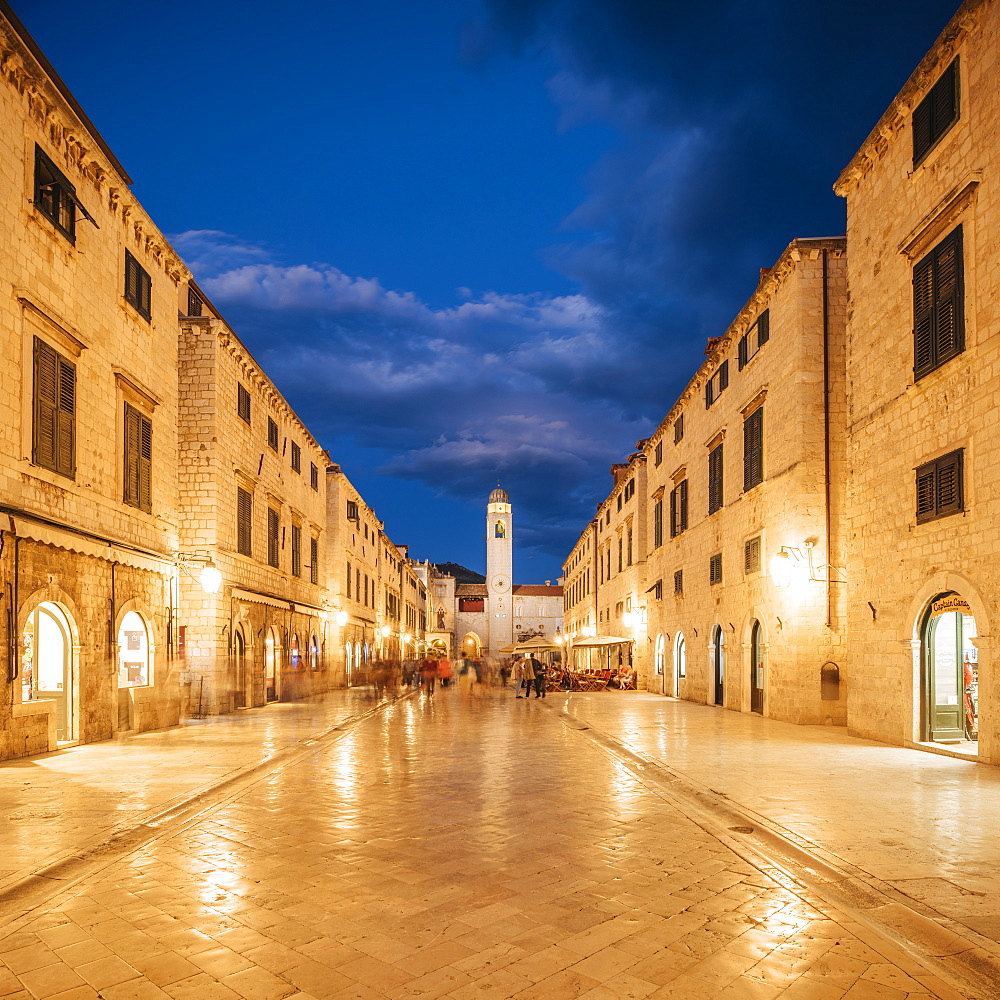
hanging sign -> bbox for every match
[931,595,972,617]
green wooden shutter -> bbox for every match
[934,226,963,361]
[913,254,935,376]
[738,334,748,370]
[757,310,769,345]
[33,337,59,471]
[679,478,688,531]
[709,445,724,514]
[743,407,764,492]
[237,487,253,555]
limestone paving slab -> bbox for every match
[0,688,969,999]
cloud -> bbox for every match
[173,231,648,562]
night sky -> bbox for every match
[18,0,959,582]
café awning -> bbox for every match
[571,635,632,647]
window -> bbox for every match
[705,361,729,408]
[627,528,633,566]
[267,416,279,451]
[651,580,663,601]
[291,525,302,577]
[675,633,687,678]
[743,407,764,491]
[459,597,485,612]
[914,227,964,380]
[624,479,635,501]
[710,552,723,586]
[267,508,280,567]
[653,499,663,548]
[708,444,724,514]
[347,560,352,598]
[745,536,761,575]
[654,441,663,466]
[916,449,964,524]
[237,487,252,556]
[310,463,319,490]
[187,287,203,316]
[290,441,301,473]
[32,337,76,478]
[673,570,684,596]
[124,250,152,321]
[669,480,688,537]
[123,403,152,512]
[674,414,684,444]
[617,537,623,572]
[669,480,689,536]
[237,384,251,424]
[310,538,319,584]
[617,493,623,512]
[34,145,86,241]
[738,310,770,369]
[913,59,959,165]
[347,500,359,521]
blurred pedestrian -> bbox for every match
[457,654,478,699]
[521,655,536,699]
[419,654,437,694]
[438,655,453,688]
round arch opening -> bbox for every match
[117,610,151,689]
[21,602,77,742]
[920,592,978,749]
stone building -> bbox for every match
[0,4,189,755]
[425,489,563,659]
[564,238,848,725]
[326,466,426,681]
[177,295,333,715]
[834,0,999,762]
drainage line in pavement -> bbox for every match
[0,693,413,931]
[550,703,996,1000]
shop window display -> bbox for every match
[923,593,977,746]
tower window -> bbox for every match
[495,521,506,538]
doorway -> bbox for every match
[264,627,280,702]
[921,593,978,746]
[233,628,247,708]
[22,603,76,743]
[750,619,764,714]
[712,625,725,706]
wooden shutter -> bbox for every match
[708,445,724,514]
[237,384,251,423]
[738,334,748,370]
[679,479,688,531]
[237,487,252,555]
[291,525,301,577]
[705,380,713,408]
[310,538,319,583]
[743,407,764,491]
[267,508,280,567]
[914,60,959,164]
[347,561,352,598]
[719,360,729,391]
[913,227,964,379]
[653,499,662,548]
[744,536,761,575]
[757,310,769,345]
[669,487,677,537]
[33,337,76,477]
[916,449,964,523]
[123,403,152,511]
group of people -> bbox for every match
[511,654,548,699]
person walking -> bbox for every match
[512,656,526,698]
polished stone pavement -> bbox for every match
[0,687,989,999]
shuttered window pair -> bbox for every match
[913,59,959,165]
[123,403,152,512]
[124,250,152,321]
[745,536,762,575]
[291,525,302,577]
[33,337,76,478]
[743,407,764,491]
[738,310,770,369]
[708,444,724,514]
[673,570,683,596]
[237,487,253,556]
[669,480,688,537]
[913,227,964,380]
[267,508,280,567]
[709,553,723,586]
[34,146,78,241]
[916,449,963,524]
[705,362,729,408]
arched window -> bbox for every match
[117,610,151,688]
[310,635,319,670]
[654,634,665,675]
[674,633,686,679]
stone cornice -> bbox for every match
[833,1,983,196]
[0,11,188,286]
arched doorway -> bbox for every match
[712,625,725,706]
[345,641,354,684]
[22,603,76,743]
[117,610,151,689]
[460,632,482,658]
[654,634,665,694]
[675,633,686,691]
[750,620,764,714]
[309,634,319,671]
[233,627,247,708]
[264,626,280,701]
[289,633,300,669]
[921,593,978,747]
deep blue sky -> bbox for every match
[18,0,959,581]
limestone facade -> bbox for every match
[0,5,188,754]
[326,466,427,679]
[177,303,333,715]
[834,0,1000,761]
[564,240,848,725]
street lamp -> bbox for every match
[198,561,222,594]
[335,610,348,627]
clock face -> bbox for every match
[491,574,510,592]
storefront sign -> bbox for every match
[931,595,972,617]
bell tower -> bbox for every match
[486,486,513,654]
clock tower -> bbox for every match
[486,486,514,654]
